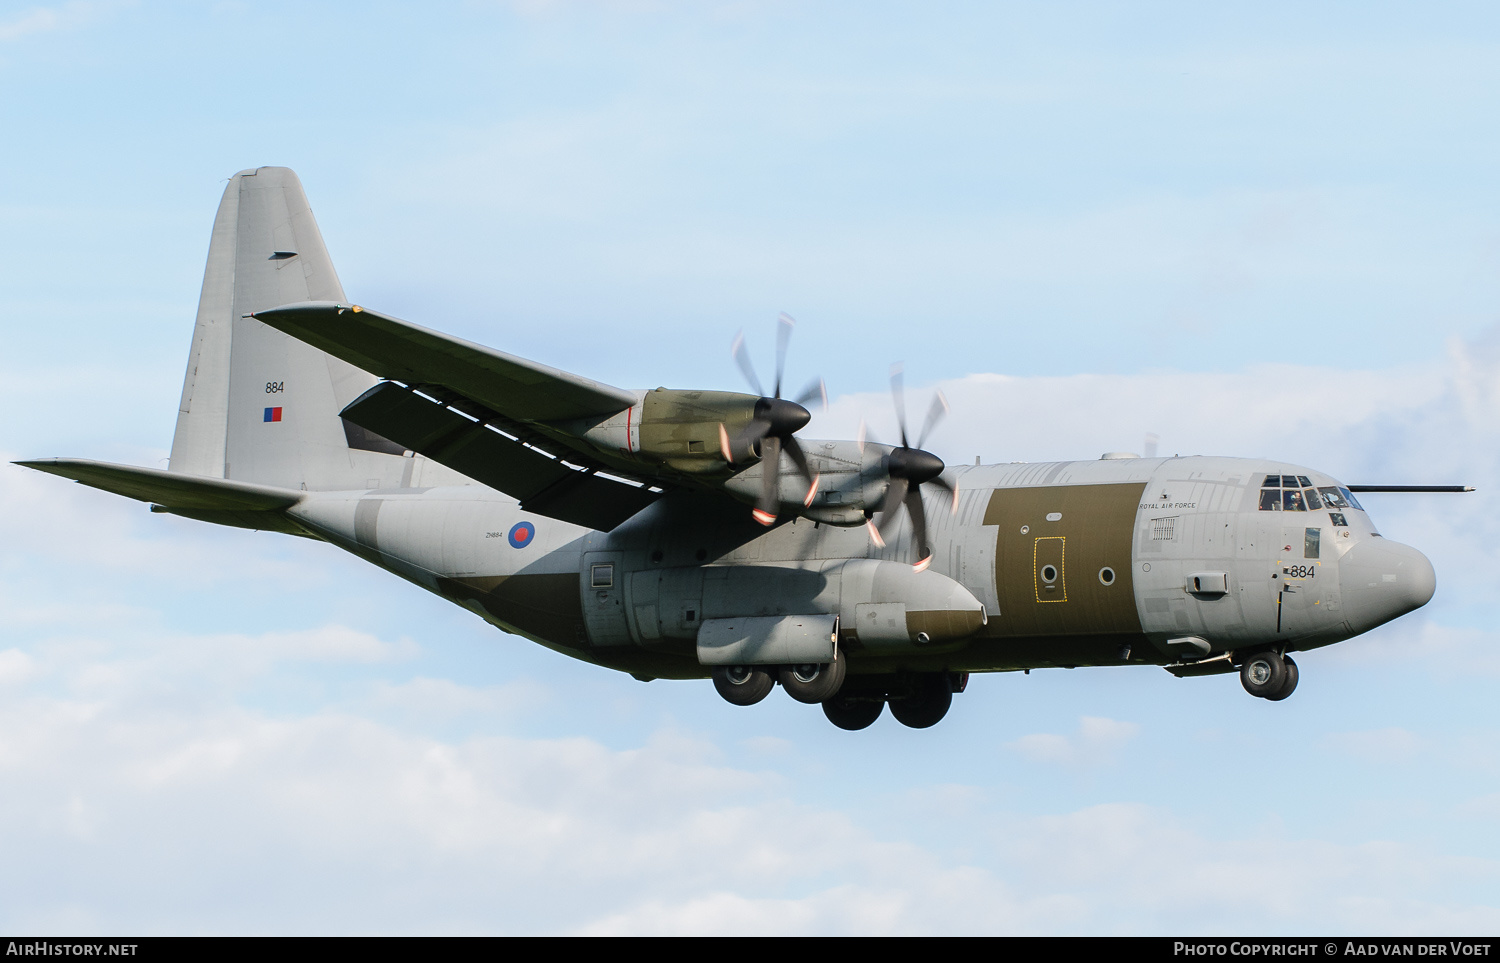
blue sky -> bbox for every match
[4,1,1500,934]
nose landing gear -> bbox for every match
[1239,651,1299,701]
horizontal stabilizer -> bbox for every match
[341,382,660,531]
[15,458,303,512]
[254,302,637,423]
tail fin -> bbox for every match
[169,167,408,491]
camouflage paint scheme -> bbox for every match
[19,168,1438,704]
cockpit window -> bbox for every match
[1262,474,1281,488]
[1318,486,1349,509]
[1303,487,1323,510]
[1259,489,1282,511]
[1296,475,1312,488]
[1282,475,1300,488]
[1282,489,1306,512]
[1341,487,1364,511]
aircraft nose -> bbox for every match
[1339,538,1436,634]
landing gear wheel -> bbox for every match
[1264,655,1298,701]
[779,652,847,704]
[712,665,774,706]
[1239,651,1287,699]
[888,674,953,729]
[823,695,884,730]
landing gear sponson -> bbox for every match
[712,663,969,730]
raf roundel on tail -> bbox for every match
[16,167,1470,730]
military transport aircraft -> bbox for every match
[18,167,1464,730]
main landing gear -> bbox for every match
[712,662,967,730]
[1239,651,1299,701]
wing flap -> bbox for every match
[253,301,636,422]
[341,382,660,531]
[15,458,303,511]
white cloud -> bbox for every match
[1007,716,1140,767]
[0,2,126,44]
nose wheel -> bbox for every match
[1240,652,1299,701]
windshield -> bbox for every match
[1258,477,1365,514]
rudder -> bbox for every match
[169,167,408,491]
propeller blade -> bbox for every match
[782,435,815,486]
[866,518,886,549]
[791,377,826,410]
[719,423,732,462]
[874,476,909,537]
[930,474,959,515]
[754,435,781,526]
[726,418,772,463]
[774,313,794,398]
[890,363,909,448]
[905,485,931,569]
[731,331,765,398]
[916,389,949,451]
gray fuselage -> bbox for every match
[286,452,1435,681]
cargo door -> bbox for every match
[628,569,662,643]
[1033,536,1067,603]
[581,551,631,646]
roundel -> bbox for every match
[507,521,536,549]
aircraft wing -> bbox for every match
[253,301,636,422]
[341,382,660,531]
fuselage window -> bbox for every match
[1329,511,1347,527]
[591,563,615,588]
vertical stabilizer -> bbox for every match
[169,167,408,491]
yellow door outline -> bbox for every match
[1034,536,1067,603]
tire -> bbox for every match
[1239,651,1287,699]
[888,675,953,729]
[778,651,847,704]
[1264,655,1299,701]
[822,695,884,730]
[712,665,774,706]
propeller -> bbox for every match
[863,364,957,571]
[720,313,827,525]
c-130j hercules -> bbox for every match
[20,168,1464,730]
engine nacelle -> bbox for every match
[562,388,760,474]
